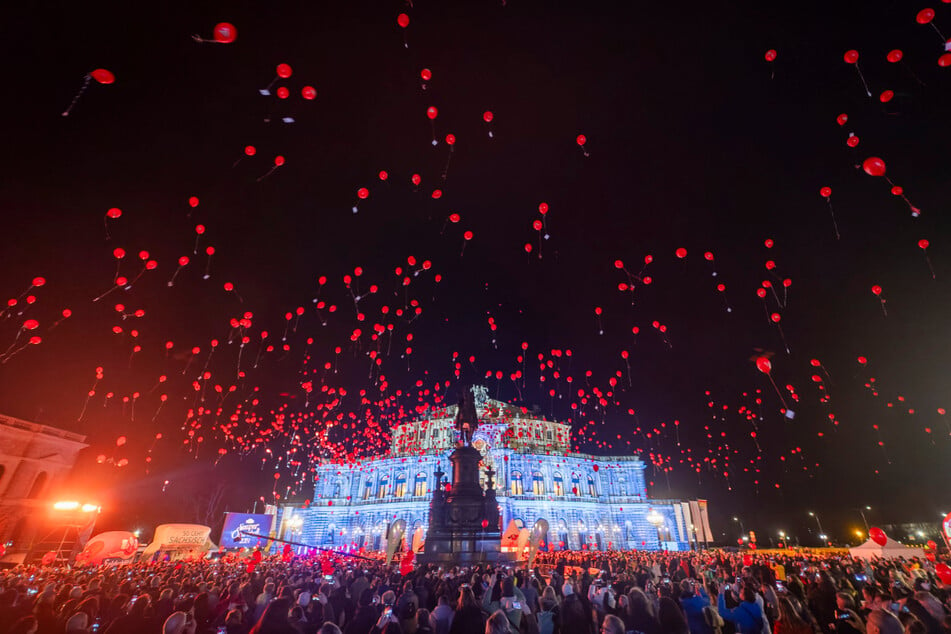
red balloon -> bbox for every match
[927,552,937,562]
[445,134,456,145]
[427,106,438,120]
[576,134,587,146]
[420,68,432,81]
[743,554,753,566]
[936,563,951,585]
[887,49,904,63]
[939,53,951,67]
[871,285,882,296]
[675,247,687,259]
[755,356,772,374]
[274,155,285,166]
[91,68,115,84]
[213,22,237,43]
[857,356,868,365]
[764,49,777,62]
[538,202,549,215]
[862,156,886,177]
[113,248,126,259]
[919,239,930,250]
[276,63,293,79]
[927,540,938,550]
[357,188,369,199]
[891,185,904,195]
[869,526,887,545]
[847,135,860,147]
[463,230,473,240]
[844,50,859,64]
[32,277,46,287]
[244,145,256,156]
[820,186,832,198]
[917,8,936,23]
[301,86,316,100]
[483,110,494,123]
[397,13,410,28]
[879,90,895,103]
[836,113,848,126]
[276,87,289,99]
[23,319,39,330]
[106,207,122,219]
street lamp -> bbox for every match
[854,506,871,533]
[808,511,826,539]
[733,516,746,541]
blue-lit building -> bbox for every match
[276,387,697,553]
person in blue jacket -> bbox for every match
[718,583,765,634]
[680,579,712,634]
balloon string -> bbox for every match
[879,297,888,317]
[854,64,872,97]
[923,252,936,279]
[930,22,946,43]
[826,199,841,240]
[442,147,453,181]
[203,253,213,279]
[900,61,926,87]
[62,75,92,117]
[766,373,790,413]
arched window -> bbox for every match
[377,475,390,499]
[557,519,570,550]
[552,472,564,496]
[617,476,627,496]
[332,479,344,498]
[28,472,47,499]
[532,472,545,495]
[414,472,428,497]
[587,474,597,497]
[394,473,407,497]
[362,478,373,500]
[571,473,581,496]
[510,471,523,496]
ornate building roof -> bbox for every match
[388,385,572,457]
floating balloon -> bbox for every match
[887,49,904,63]
[214,22,237,43]
[397,13,410,27]
[276,63,293,79]
[880,90,894,103]
[576,134,589,157]
[917,8,936,24]
[91,69,115,84]
[755,357,772,374]
[862,157,886,177]
[62,69,115,117]
[764,49,777,62]
[302,86,316,100]
[869,526,887,546]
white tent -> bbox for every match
[849,536,916,560]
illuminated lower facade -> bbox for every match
[274,388,696,553]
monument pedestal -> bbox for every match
[419,387,512,564]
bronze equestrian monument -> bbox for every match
[418,386,507,563]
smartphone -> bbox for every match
[775,581,785,591]
[662,576,670,584]
[383,606,393,618]
[725,584,732,591]
[217,628,227,634]
[513,602,522,610]
[91,625,100,633]
[855,574,867,582]
[324,574,333,581]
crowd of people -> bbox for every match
[1,548,949,634]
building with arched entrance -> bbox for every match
[0,413,89,562]
[273,387,698,554]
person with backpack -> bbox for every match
[718,585,765,634]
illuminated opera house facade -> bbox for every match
[277,387,706,553]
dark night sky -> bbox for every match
[1,0,950,544]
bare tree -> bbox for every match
[190,481,229,527]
